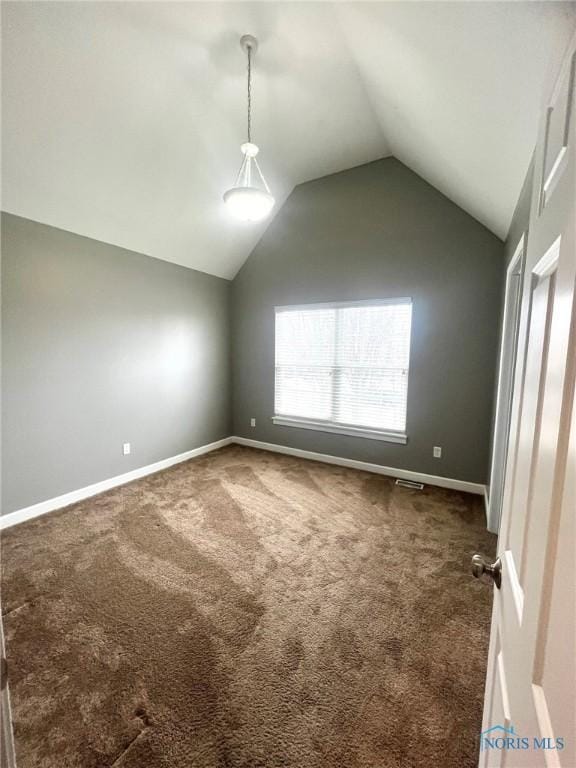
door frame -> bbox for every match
[1,611,17,768]
[487,235,526,533]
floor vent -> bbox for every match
[395,479,424,490]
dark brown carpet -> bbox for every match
[1,445,495,768]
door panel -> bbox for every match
[541,52,575,210]
[506,258,556,572]
[535,396,575,753]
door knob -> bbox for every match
[471,554,502,589]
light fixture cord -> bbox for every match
[247,44,252,143]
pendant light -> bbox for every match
[223,35,275,222]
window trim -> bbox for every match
[271,415,408,444]
[273,297,412,443]
[275,297,412,312]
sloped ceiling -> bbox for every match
[2,2,575,279]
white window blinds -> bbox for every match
[274,299,412,438]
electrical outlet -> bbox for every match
[433,446,442,458]
[250,418,256,428]
[123,442,131,456]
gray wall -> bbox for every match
[1,213,231,514]
[2,157,507,511]
[232,158,504,484]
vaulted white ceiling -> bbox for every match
[2,2,575,279]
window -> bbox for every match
[273,299,412,443]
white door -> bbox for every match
[477,32,576,768]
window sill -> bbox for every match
[271,416,408,444]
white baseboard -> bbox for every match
[1,434,487,531]
[233,436,487,496]
[0,437,234,530]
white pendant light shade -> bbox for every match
[224,142,275,221]
[224,186,275,222]
[224,36,275,222]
